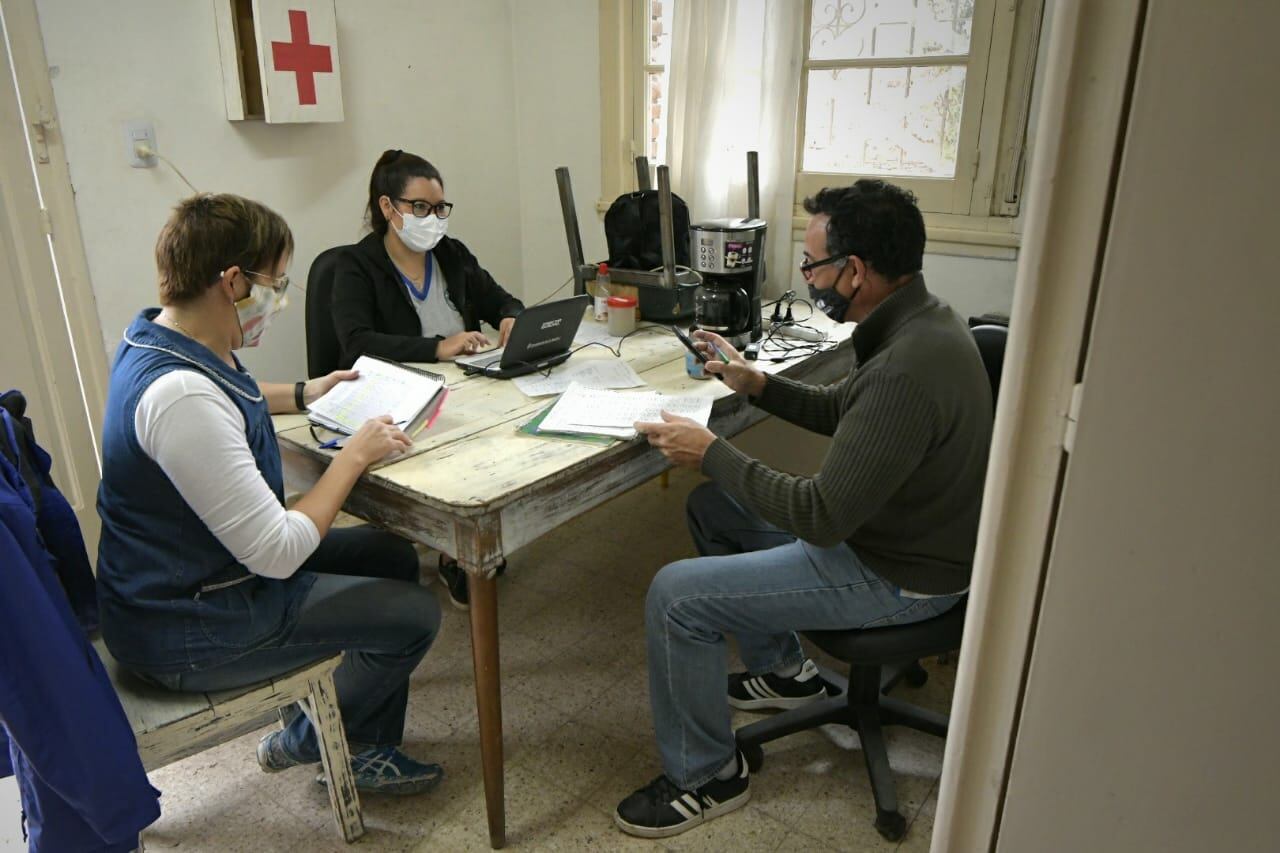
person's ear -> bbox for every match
[839,255,866,297]
[219,266,243,302]
[380,195,398,223]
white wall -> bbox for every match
[37,0,527,381]
[995,3,1279,850]
[509,0,606,305]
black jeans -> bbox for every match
[152,527,440,757]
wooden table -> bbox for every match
[275,315,853,848]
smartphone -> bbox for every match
[671,325,709,363]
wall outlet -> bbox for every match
[125,120,156,168]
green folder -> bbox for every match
[517,401,618,445]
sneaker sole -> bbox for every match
[613,787,751,839]
[728,691,827,712]
[437,569,470,611]
[257,735,302,774]
[317,771,444,796]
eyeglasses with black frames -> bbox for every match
[799,254,848,276]
[395,198,454,219]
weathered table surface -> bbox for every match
[274,314,854,848]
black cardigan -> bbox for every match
[331,231,524,366]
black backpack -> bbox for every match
[604,190,691,270]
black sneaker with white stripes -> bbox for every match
[614,753,750,839]
[728,658,831,711]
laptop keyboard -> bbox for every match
[458,347,504,369]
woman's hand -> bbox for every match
[498,316,517,348]
[336,415,413,469]
[303,369,358,407]
[693,330,767,397]
[438,330,492,360]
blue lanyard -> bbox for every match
[398,254,433,301]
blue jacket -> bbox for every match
[96,310,312,673]
[0,391,161,852]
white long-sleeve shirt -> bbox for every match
[134,370,320,579]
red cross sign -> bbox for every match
[271,9,333,106]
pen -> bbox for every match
[710,341,732,363]
[318,420,409,450]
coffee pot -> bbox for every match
[690,217,767,348]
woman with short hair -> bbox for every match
[96,193,444,796]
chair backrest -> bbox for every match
[970,324,1008,406]
[305,245,352,378]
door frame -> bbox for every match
[930,1,1147,850]
[2,0,108,431]
[1,0,109,545]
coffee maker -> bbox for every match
[690,218,767,348]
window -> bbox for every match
[602,0,1040,246]
[798,0,1009,220]
[641,0,675,165]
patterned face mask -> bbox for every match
[233,281,288,348]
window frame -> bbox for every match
[600,0,1042,249]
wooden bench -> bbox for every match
[93,639,364,842]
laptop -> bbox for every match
[457,294,591,379]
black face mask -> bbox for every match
[809,283,854,322]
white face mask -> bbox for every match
[234,281,288,348]
[391,205,448,253]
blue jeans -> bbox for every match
[146,527,440,758]
[647,482,962,789]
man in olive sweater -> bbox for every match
[614,180,994,839]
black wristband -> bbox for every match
[294,381,307,412]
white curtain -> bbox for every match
[666,0,804,297]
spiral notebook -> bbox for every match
[306,355,448,438]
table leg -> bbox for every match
[468,571,506,848]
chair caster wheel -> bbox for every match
[874,808,907,842]
[740,743,764,773]
[904,662,929,688]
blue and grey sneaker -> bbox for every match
[256,730,319,773]
[318,746,444,796]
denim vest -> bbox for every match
[96,309,314,673]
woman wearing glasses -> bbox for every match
[97,194,446,796]
[331,149,524,366]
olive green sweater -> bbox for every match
[701,275,993,594]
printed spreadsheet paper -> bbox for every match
[307,355,444,435]
[538,382,713,439]
[512,359,646,398]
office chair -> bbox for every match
[735,324,1006,842]
[304,245,352,379]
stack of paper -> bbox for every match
[512,359,646,398]
[307,355,447,437]
[538,382,713,440]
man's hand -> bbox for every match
[634,411,717,469]
[498,316,517,348]
[438,331,492,360]
[693,330,767,397]
[303,369,358,406]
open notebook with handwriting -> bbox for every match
[538,382,713,440]
[306,355,448,439]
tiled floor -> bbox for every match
[142,465,954,852]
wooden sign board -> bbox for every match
[214,0,343,123]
